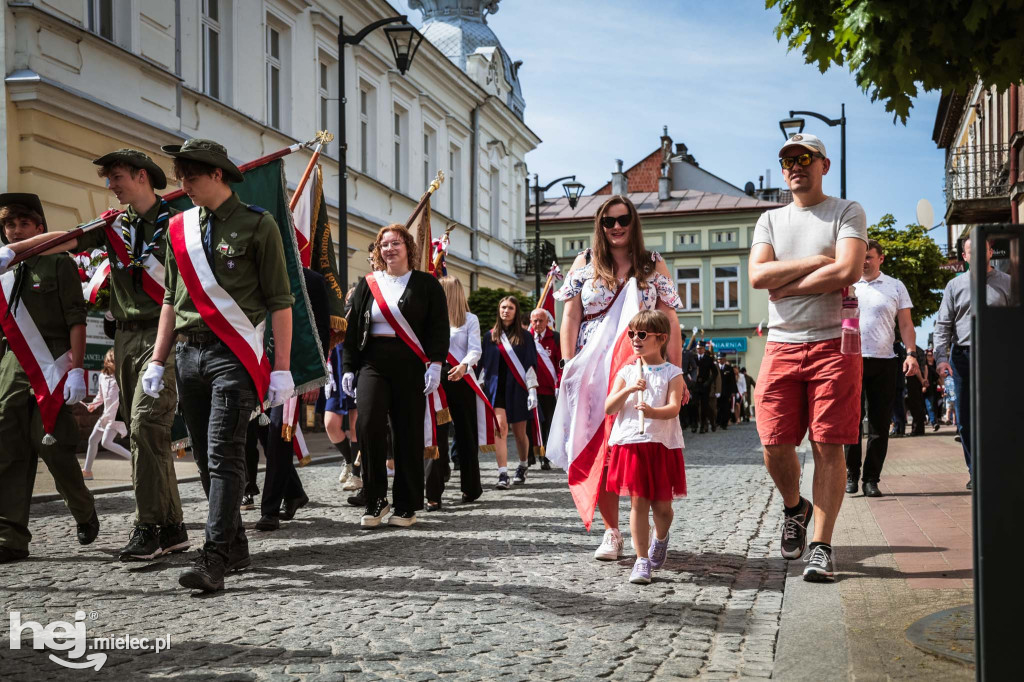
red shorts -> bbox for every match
[754,338,862,446]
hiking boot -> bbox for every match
[512,464,528,485]
[361,498,390,527]
[179,549,225,592]
[649,533,670,569]
[781,498,813,560]
[77,510,100,546]
[159,522,190,555]
[119,524,161,561]
[802,543,836,582]
[494,471,511,490]
[594,528,623,561]
[629,558,652,584]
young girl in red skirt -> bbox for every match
[605,310,688,584]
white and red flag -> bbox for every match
[546,278,641,530]
[290,165,321,268]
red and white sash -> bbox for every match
[0,270,74,439]
[364,272,449,458]
[102,215,167,305]
[533,331,558,389]
[82,261,111,304]
[447,351,497,453]
[168,208,270,403]
[497,333,544,453]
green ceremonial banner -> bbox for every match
[168,159,327,394]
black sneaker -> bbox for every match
[0,546,29,564]
[240,494,255,510]
[361,498,390,527]
[512,464,528,485]
[227,544,251,572]
[347,490,367,507]
[494,472,511,490]
[76,510,100,546]
[158,522,190,555]
[119,524,161,561]
[845,475,858,494]
[528,452,536,467]
[255,515,280,531]
[540,456,552,471]
[179,549,226,592]
[281,493,309,521]
[388,511,417,527]
[781,498,813,560]
[802,543,835,582]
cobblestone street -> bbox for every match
[3,423,789,681]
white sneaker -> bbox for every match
[338,464,352,485]
[594,528,623,561]
[342,475,363,492]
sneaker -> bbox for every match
[540,456,552,471]
[158,522,190,555]
[512,464,528,485]
[119,524,161,561]
[494,471,511,490]
[802,543,835,582]
[649,534,670,569]
[361,498,391,527]
[240,494,256,510]
[227,544,251,572]
[76,510,100,546]
[81,469,94,481]
[629,557,652,584]
[388,511,417,527]
[338,464,352,485]
[179,549,225,592]
[342,474,363,492]
[781,498,813,560]
[594,528,623,561]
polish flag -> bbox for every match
[546,278,641,530]
[756,319,765,337]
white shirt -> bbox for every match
[370,270,412,336]
[448,312,482,367]
[608,362,685,450]
[736,374,747,395]
[853,272,913,359]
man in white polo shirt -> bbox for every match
[845,239,919,497]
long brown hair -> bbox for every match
[490,295,525,345]
[591,195,655,291]
[369,223,418,272]
[439,275,468,328]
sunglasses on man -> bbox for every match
[627,329,664,341]
[600,214,632,230]
[779,152,824,170]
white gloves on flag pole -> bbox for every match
[527,387,538,411]
[423,363,441,395]
[141,363,165,398]
[63,368,86,405]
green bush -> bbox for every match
[468,287,536,334]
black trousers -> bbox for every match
[244,420,261,496]
[260,405,306,518]
[693,385,714,429]
[527,392,557,451]
[845,357,899,483]
[425,371,483,502]
[906,375,927,434]
[717,393,733,428]
[356,338,426,513]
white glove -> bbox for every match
[423,363,442,395]
[63,368,86,405]
[0,246,14,273]
[267,370,295,407]
[324,374,336,399]
[715,393,721,398]
[527,387,538,411]
[342,372,356,398]
[141,363,166,398]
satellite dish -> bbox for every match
[916,199,934,229]
[744,181,756,196]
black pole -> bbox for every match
[337,15,348,290]
[534,177,541,298]
[840,102,847,200]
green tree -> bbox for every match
[467,287,536,334]
[868,214,955,326]
[767,0,1024,122]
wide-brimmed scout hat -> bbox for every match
[92,148,168,189]
[0,193,46,244]
[160,138,244,183]
[779,133,827,158]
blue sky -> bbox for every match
[394,0,949,339]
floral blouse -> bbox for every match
[555,250,681,352]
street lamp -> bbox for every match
[779,104,846,199]
[337,14,422,288]
[532,174,583,296]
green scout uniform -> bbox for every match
[0,254,95,553]
[77,198,184,528]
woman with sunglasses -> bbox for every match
[555,194,682,561]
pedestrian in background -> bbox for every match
[923,350,941,431]
[740,367,755,422]
[844,239,918,497]
[82,348,131,480]
[716,355,736,430]
[691,342,717,433]
[528,307,561,470]
[933,238,1011,488]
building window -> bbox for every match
[714,266,740,310]
[676,232,698,246]
[266,25,282,129]
[567,238,586,252]
[359,84,377,175]
[714,230,737,243]
[488,167,500,236]
[88,0,114,41]
[201,0,221,99]
[449,145,461,221]
[393,105,408,192]
[317,53,337,155]
[423,125,436,188]
[676,267,701,311]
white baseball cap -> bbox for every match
[779,133,827,157]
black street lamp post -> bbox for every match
[337,15,423,288]
[531,175,584,295]
[778,103,847,199]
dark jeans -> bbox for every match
[426,371,484,502]
[846,357,899,483]
[244,420,261,496]
[951,346,972,473]
[175,340,257,562]
[906,375,927,434]
[356,338,426,513]
[260,405,306,518]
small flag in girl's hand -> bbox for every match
[757,319,765,337]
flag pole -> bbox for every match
[9,135,323,267]
[288,131,333,212]
[404,170,445,231]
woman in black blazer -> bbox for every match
[342,224,448,528]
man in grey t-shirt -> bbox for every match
[749,133,868,583]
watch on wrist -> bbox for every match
[558,359,567,369]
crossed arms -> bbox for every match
[748,237,866,299]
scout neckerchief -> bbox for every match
[101,199,170,305]
[168,207,270,408]
[497,331,545,456]
[447,351,497,454]
[364,271,450,459]
[0,269,75,444]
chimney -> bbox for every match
[611,159,627,196]
[658,175,671,201]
